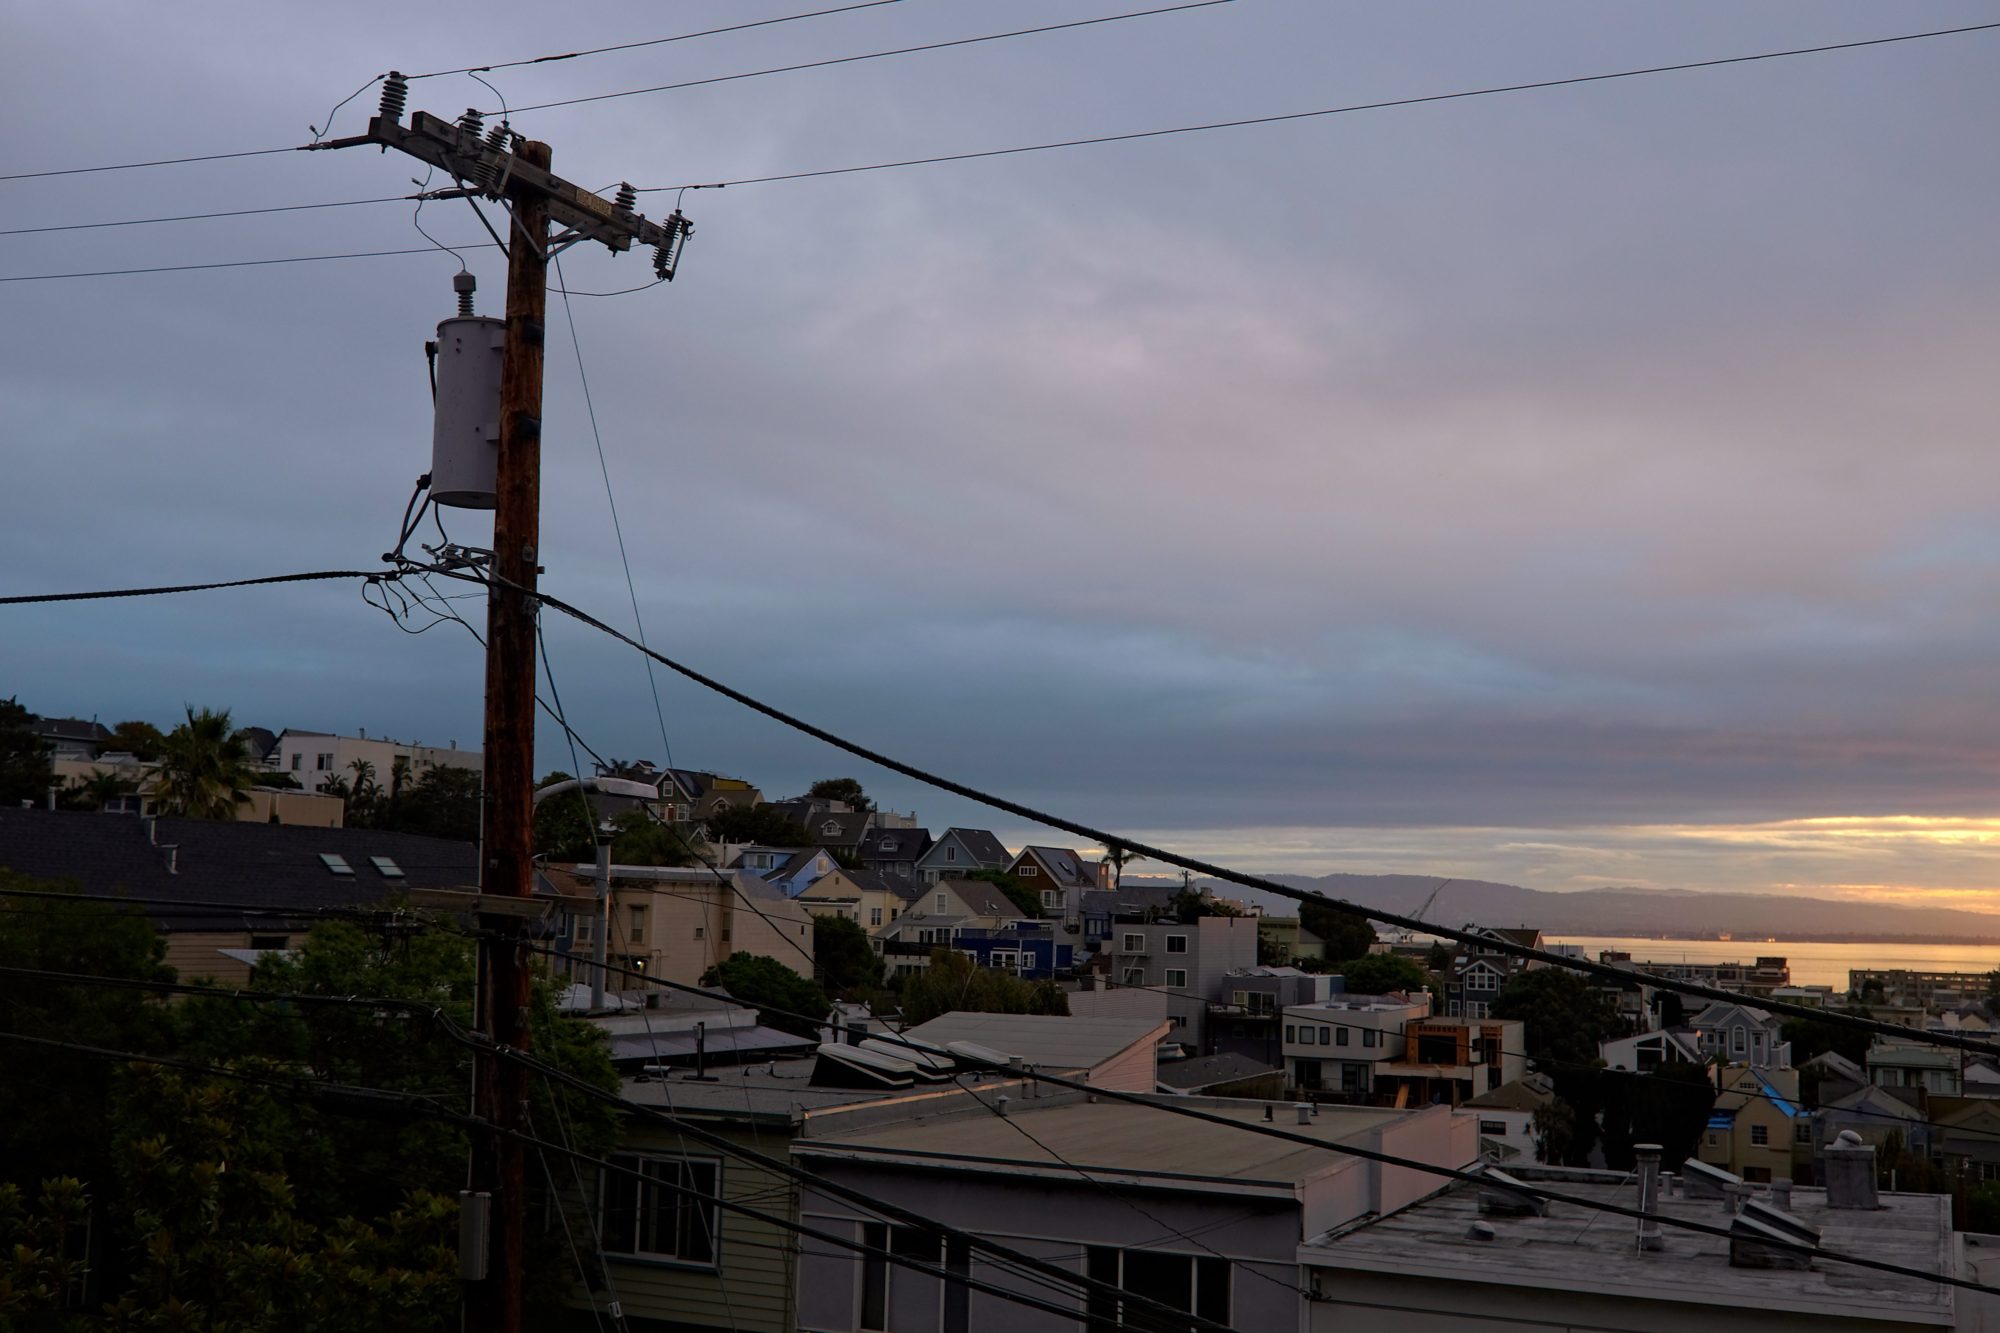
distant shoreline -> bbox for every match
[1544,932,2000,947]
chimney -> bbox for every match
[1770,1179,1793,1211]
[1634,1143,1665,1251]
[46,786,57,811]
[1824,1130,1881,1209]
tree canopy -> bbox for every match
[700,953,830,1040]
[1297,898,1376,962]
[1493,968,1626,1070]
[807,777,871,811]
[0,696,54,808]
[703,802,809,847]
[1334,952,1429,996]
[898,951,1069,1026]
[813,914,884,999]
[964,868,1041,918]
[150,706,257,819]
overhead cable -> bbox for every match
[407,0,910,80]
[499,1,1234,116]
[0,194,411,238]
[0,245,498,285]
[640,19,2000,189]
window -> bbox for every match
[1795,1122,1813,1144]
[1165,969,1187,988]
[1751,1125,1769,1146]
[1300,1027,1316,1046]
[248,933,289,951]
[575,917,593,943]
[1466,968,1497,993]
[1284,1024,1296,1044]
[1041,890,1059,908]
[1085,1247,1229,1332]
[1479,1120,1508,1137]
[1122,933,1145,952]
[693,925,704,940]
[289,753,302,771]
[1362,1029,1378,1049]
[601,1156,719,1266]
[945,846,958,862]
[1731,1027,1747,1056]
[627,905,647,945]
[1319,1026,1332,1045]
[860,1223,944,1331]
[1336,1028,1349,1047]
[1165,935,1189,955]
[1123,967,1145,986]
[1019,864,1038,877]
[316,752,334,771]
[936,894,949,912]
[870,907,883,927]
[1247,993,1275,1016]
[1341,1062,1366,1094]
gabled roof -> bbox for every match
[902,1012,1168,1072]
[760,848,836,886]
[804,811,872,846]
[827,867,923,903]
[1016,846,1098,888]
[29,716,113,744]
[933,877,1025,920]
[1461,1074,1556,1113]
[860,828,932,860]
[920,828,1009,866]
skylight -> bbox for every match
[319,853,354,876]
[370,856,405,878]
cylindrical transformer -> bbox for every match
[430,315,506,508]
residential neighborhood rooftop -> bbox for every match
[1305,1170,1954,1324]
[900,1011,1168,1071]
[799,1095,1412,1188]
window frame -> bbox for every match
[600,1154,722,1269]
[1165,968,1188,989]
[1165,934,1189,955]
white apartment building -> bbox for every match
[273,728,481,794]
[1283,993,1431,1097]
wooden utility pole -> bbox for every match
[466,136,550,1333]
[317,77,694,1333]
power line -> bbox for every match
[407,0,910,80]
[475,953,2000,1298]
[501,0,1234,116]
[0,970,1236,1331]
[9,558,1997,1065]
[0,144,302,184]
[639,18,2000,190]
[0,568,389,605]
[467,571,2000,1061]
[0,243,499,284]
[0,194,411,238]
[0,1023,1164,1330]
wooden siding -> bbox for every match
[582,1123,799,1333]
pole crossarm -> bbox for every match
[317,104,691,270]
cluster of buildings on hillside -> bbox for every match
[15,738,2000,1329]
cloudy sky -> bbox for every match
[5,2,1998,901]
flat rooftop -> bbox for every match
[799,1096,1409,1190]
[1305,1170,1953,1325]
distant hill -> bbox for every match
[1199,871,2000,942]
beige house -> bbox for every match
[554,865,816,991]
[1698,1064,1804,1183]
[795,867,921,932]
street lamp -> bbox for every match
[533,775,659,1010]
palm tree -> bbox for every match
[1097,840,1146,886]
[79,767,137,812]
[150,706,255,820]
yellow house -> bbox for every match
[795,867,922,932]
[1697,1064,1803,1183]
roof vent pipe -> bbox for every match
[1771,1179,1793,1211]
[163,846,178,875]
[1295,1103,1311,1126]
[995,1094,1011,1118]
[1634,1143,1664,1252]
[143,814,158,845]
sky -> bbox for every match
[4,2,1999,903]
